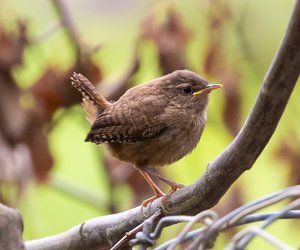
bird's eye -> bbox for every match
[182,86,192,95]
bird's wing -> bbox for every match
[85,87,169,144]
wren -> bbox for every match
[71,70,222,207]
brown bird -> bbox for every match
[71,70,222,207]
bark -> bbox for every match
[0,203,24,250]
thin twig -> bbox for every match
[51,0,81,55]
[49,173,108,210]
[112,208,163,250]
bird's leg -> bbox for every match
[138,170,165,208]
[144,169,185,214]
[145,168,185,191]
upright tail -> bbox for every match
[71,72,110,124]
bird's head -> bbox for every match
[158,69,223,113]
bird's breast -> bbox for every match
[162,114,206,164]
[108,113,206,169]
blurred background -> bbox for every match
[0,0,299,248]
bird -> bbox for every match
[70,69,222,208]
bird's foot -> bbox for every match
[170,183,185,191]
[160,184,185,214]
[141,191,165,218]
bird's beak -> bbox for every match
[193,83,223,96]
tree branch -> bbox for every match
[0,203,24,250]
[51,0,81,55]
[25,1,300,249]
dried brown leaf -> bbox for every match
[142,9,191,74]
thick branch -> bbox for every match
[0,203,24,250]
[25,1,300,249]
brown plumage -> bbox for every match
[71,70,222,207]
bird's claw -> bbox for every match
[160,184,185,214]
[141,192,165,218]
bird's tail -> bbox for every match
[71,72,110,124]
